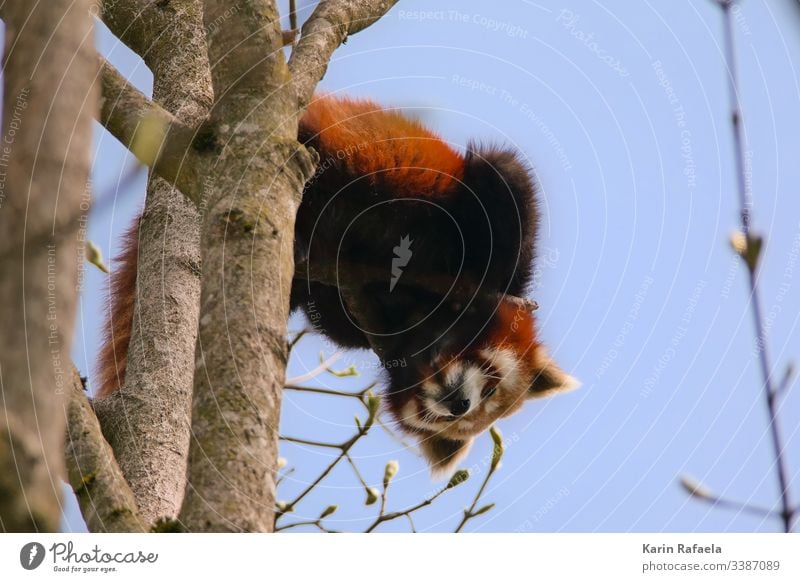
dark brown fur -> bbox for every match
[96,95,575,472]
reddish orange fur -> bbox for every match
[95,219,140,398]
[487,300,537,354]
[303,95,464,197]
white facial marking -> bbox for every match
[460,364,484,414]
[402,399,444,431]
[479,347,520,389]
[444,362,463,387]
[421,380,439,397]
[423,396,453,419]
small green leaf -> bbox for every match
[365,391,380,428]
[86,240,110,274]
[383,460,399,488]
[679,475,714,501]
[319,504,338,519]
[729,231,763,272]
[131,112,168,167]
[447,469,470,489]
[365,487,380,506]
[489,426,504,471]
[327,364,359,378]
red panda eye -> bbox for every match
[482,383,497,399]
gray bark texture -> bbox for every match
[93,0,212,526]
[57,0,397,532]
[0,0,97,531]
[65,365,147,532]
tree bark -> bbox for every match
[177,0,399,532]
[64,365,147,533]
[93,0,212,527]
[176,0,310,532]
[0,0,97,531]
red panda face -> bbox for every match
[399,346,532,439]
[384,299,579,475]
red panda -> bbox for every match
[97,95,578,474]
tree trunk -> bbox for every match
[0,0,97,531]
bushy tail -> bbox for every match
[95,218,140,398]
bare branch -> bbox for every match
[713,0,795,532]
[289,0,400,111]
[64,366,147,532]
[203,0,289,123]
[98,57,201,202]
[296,257,539,313]
[179,0,313,532]
[94,0,212,527]
[296,256,538,361]
[99,0,158,62]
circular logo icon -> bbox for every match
[19,542,45,570]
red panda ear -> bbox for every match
[418,434,473,476]
[528,347,580,399]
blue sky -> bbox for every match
[64,0,800,532]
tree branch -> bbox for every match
[295,257,539,313]
[99,0,158,63]
[64,366,147,532]
[178,0,310,533]
[716,0,795,533]
[288,0,400,111]
[98,57,201,201]
[94,0,211,527]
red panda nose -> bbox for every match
[448,399,471,417]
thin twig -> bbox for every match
[295,258,539,314]
[280,436,344,449]
[289,0,298,31]
[276,467,295,487]
[284,383,371,400]
[344,452,370,490]
[286,352,343,385]
[364,487,450,533]
[717,0,794,532]
[711,496,782,520]
[455,469,494,533]
[275,519,331,532]
[288,328,311,352]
